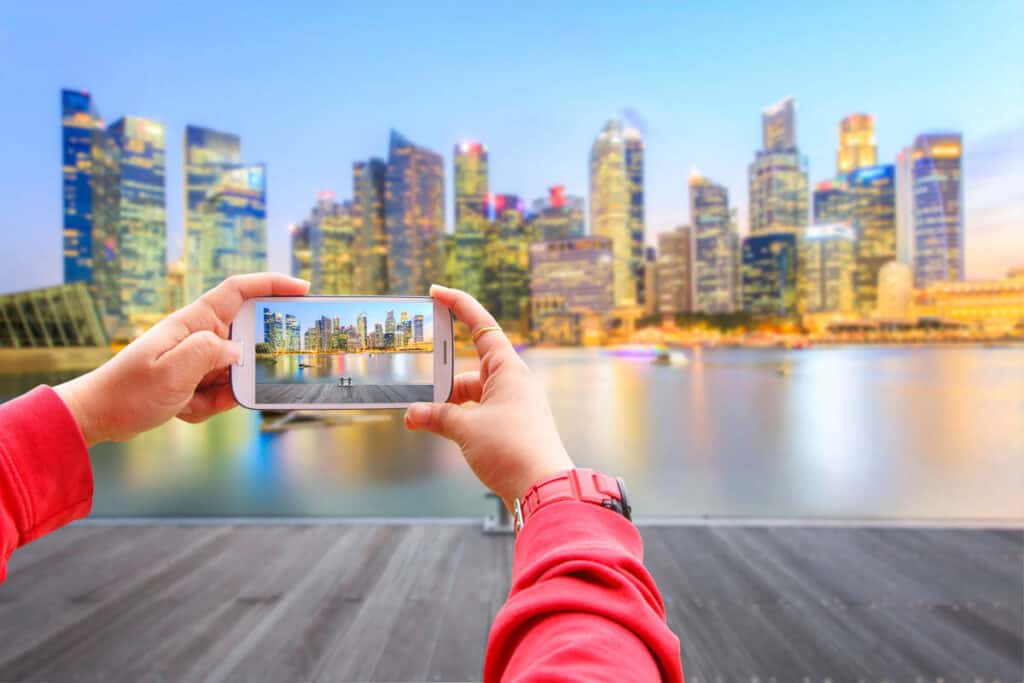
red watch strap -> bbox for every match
[519,469,623,524]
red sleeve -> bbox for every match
[484,500,683,682]
[0,385,94,583]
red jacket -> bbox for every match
[0,386,683,681]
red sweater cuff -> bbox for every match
[0,385,93,555]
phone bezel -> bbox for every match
[229,295,454,410]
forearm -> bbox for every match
[485,501,683,682]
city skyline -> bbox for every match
[258,301,434,347]
[2,3,1020,295]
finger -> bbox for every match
[429,284,515,361]
[404,401,466,441]
[177,384,237,423]
[449,371,482,405]
[197,367,230,390]
[197,272,310,332]
[155,330,242,386]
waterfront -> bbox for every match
[1,346,1021,519]
[255,352,433,385]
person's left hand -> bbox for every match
[55,272,309,446]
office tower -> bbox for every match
[484,194,530,330]
[531,185,585,242]
[166,258,185,312]
[385,309,396,336]
[357,312,368,348]
[271,312,285,350]
[762,96,797,151]
[643,246,658,316]
[690,171,734,313]
[454,141,488,300]
[656,226,692,316]
[731,231,742,311]
[895,145,915,265]
[624,126,646,306]
[61,89,104,285]
[813,179,852,225]
[741,232,798,318]
[263,308,273,344]
[105,116,167,317]
[353,158,388,294]
[183,126,241,301]
[305,193,354,294]
[413,315,424,343]
[195,164,267,295]
[912,133,963,287]
[590,120,635,306]
[316,315,332,352]
[385,130,445,295]
[801,224,856,314]
[444,232,458,288]
[290,222,312,283]
[285,314,300,351]
[877,261,913,319]
[837,114,877,175]
[529,237,614,343]
[849,164,896,314]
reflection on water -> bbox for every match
[256,352,432,385]
[1,347,1022,519]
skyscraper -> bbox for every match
[531,185,585,242]
[453,141,488,300]
[105,116,167,317]
[689,171,735,313]
[290,222,312,283]
[306,192,354,294]
[895,145,915,266]
[183,125,241,301]
[837,114,877,175]
[529,237,614,343]
[761,96,796,152]
[801,223,856,314]
[413,314,424,343]
[656,226,692,316]
[195,164,267,296]
[61,89,104,285]
[285,314,300,351]
[624,126,646,306]
[813,179,852,225]
[749,98,808,238]
[849,164,897,314]
[385,130,444,295]
[741,232,798,318]
[912,132,963,287]
[484,194,530,330]
[353,158,389,294]
[590,120,635,306]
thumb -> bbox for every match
[404,402,466,441]
[157,330,241,385]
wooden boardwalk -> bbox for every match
[0,523,1020,682]
[255,383,433,404]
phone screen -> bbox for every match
[253,299,436,405]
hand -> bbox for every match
[404,285,574,507]
[55,273,310,446]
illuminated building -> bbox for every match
[385,130,445,295]
[183,126,241,301]
[813,179,851,225]
[0,283,108,349]
[624,126,646,306]
[444,232,458,287]
[454,141,488,300]
[849,164,896,314]
[895,145,915,265]
[643,246,658,316]
[912,133,963,287]
[656,226,692,316]
[877,261,913,319]
[912,271,1024,334]
[105,116,168,317]
[304,192,354,294]
[531,185,585,242]
[589,120,635,306]
[529,237,613,344]
[762,96,796,152]
[837,114,877,175]
[61,89,104,286]
[263,310,284,350]
[353,158,388,294]
[485,194,530,330]
[357,312,368,348]
[801,223,855,314]
[741,232,798,319]
[285,314,300,351]
[413,315,424,343]
[195,164,267,295]
[166,258,185,312]
[690,171,735,313]
[289,222,312,283]
[750,99,808,241]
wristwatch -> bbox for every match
[513,468,632,536]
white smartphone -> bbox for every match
[230,296,454,410]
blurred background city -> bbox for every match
[0,2,1021,519]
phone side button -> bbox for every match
[232,341,245,367]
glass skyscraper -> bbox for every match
[454,141,488,301]
[61,89,104,285]
[741,232,798,319]
[849,164,897,314]
[304,193,354,295]
[484,194,530,330]
[290,221,312,283]
[813,179,852,225]
[801,223,856,314]
[837,114,877,175]
[761,96,796,152]
[531,186,585,242]
[912,133,963,287]
[895,145,916,266]
[589,120,635,306]
[624,127,646,306]
[690,172,735,313]
[656,226,692,316]
[529,237,614,343]
[353,158,389,294]
[749,98,808,238]
[385,130,444,295]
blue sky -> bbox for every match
[1,1,1021,294]
[257,300,433,343]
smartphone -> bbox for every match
[230,296,453,410]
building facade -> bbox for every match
[877,261,914,319]
[61,89,104,286]
[895,145,915,266]
[531,185,585,242]
[0,283,108,348]
[656,226,692,316]
[195,164,267,296]
[289,222,312,283]
[912,272,1024,334]
[484,194,530,331]
[308,194,355,295]
[762,96,796,151]
[850,164,897,314]
[813,179,851,225]
[741,232,798,319]
[453,141,488,301]
[750,97,808,240]
[352,158,389,294]
[589,120,635,306]
[624,127,646,306]
[529,237,614,344]
[912,133,963,287]
[837,114,877,175]
[801,223,855,314]
[689,172,734,313]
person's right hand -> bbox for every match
[404,285,574,508]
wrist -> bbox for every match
[54,374,105,447]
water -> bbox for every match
[1,346,1022,520]
[255,352,433,385]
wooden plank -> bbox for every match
[255,383,433,404]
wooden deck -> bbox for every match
[0,523,1020,682]
[255,383,433,404]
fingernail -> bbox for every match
[406,403,431,426]
[293,277,311,287]
[429,283,448,297]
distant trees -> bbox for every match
[254,342,273,354]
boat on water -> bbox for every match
[298,363,313,368]
[653,350,689,366]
